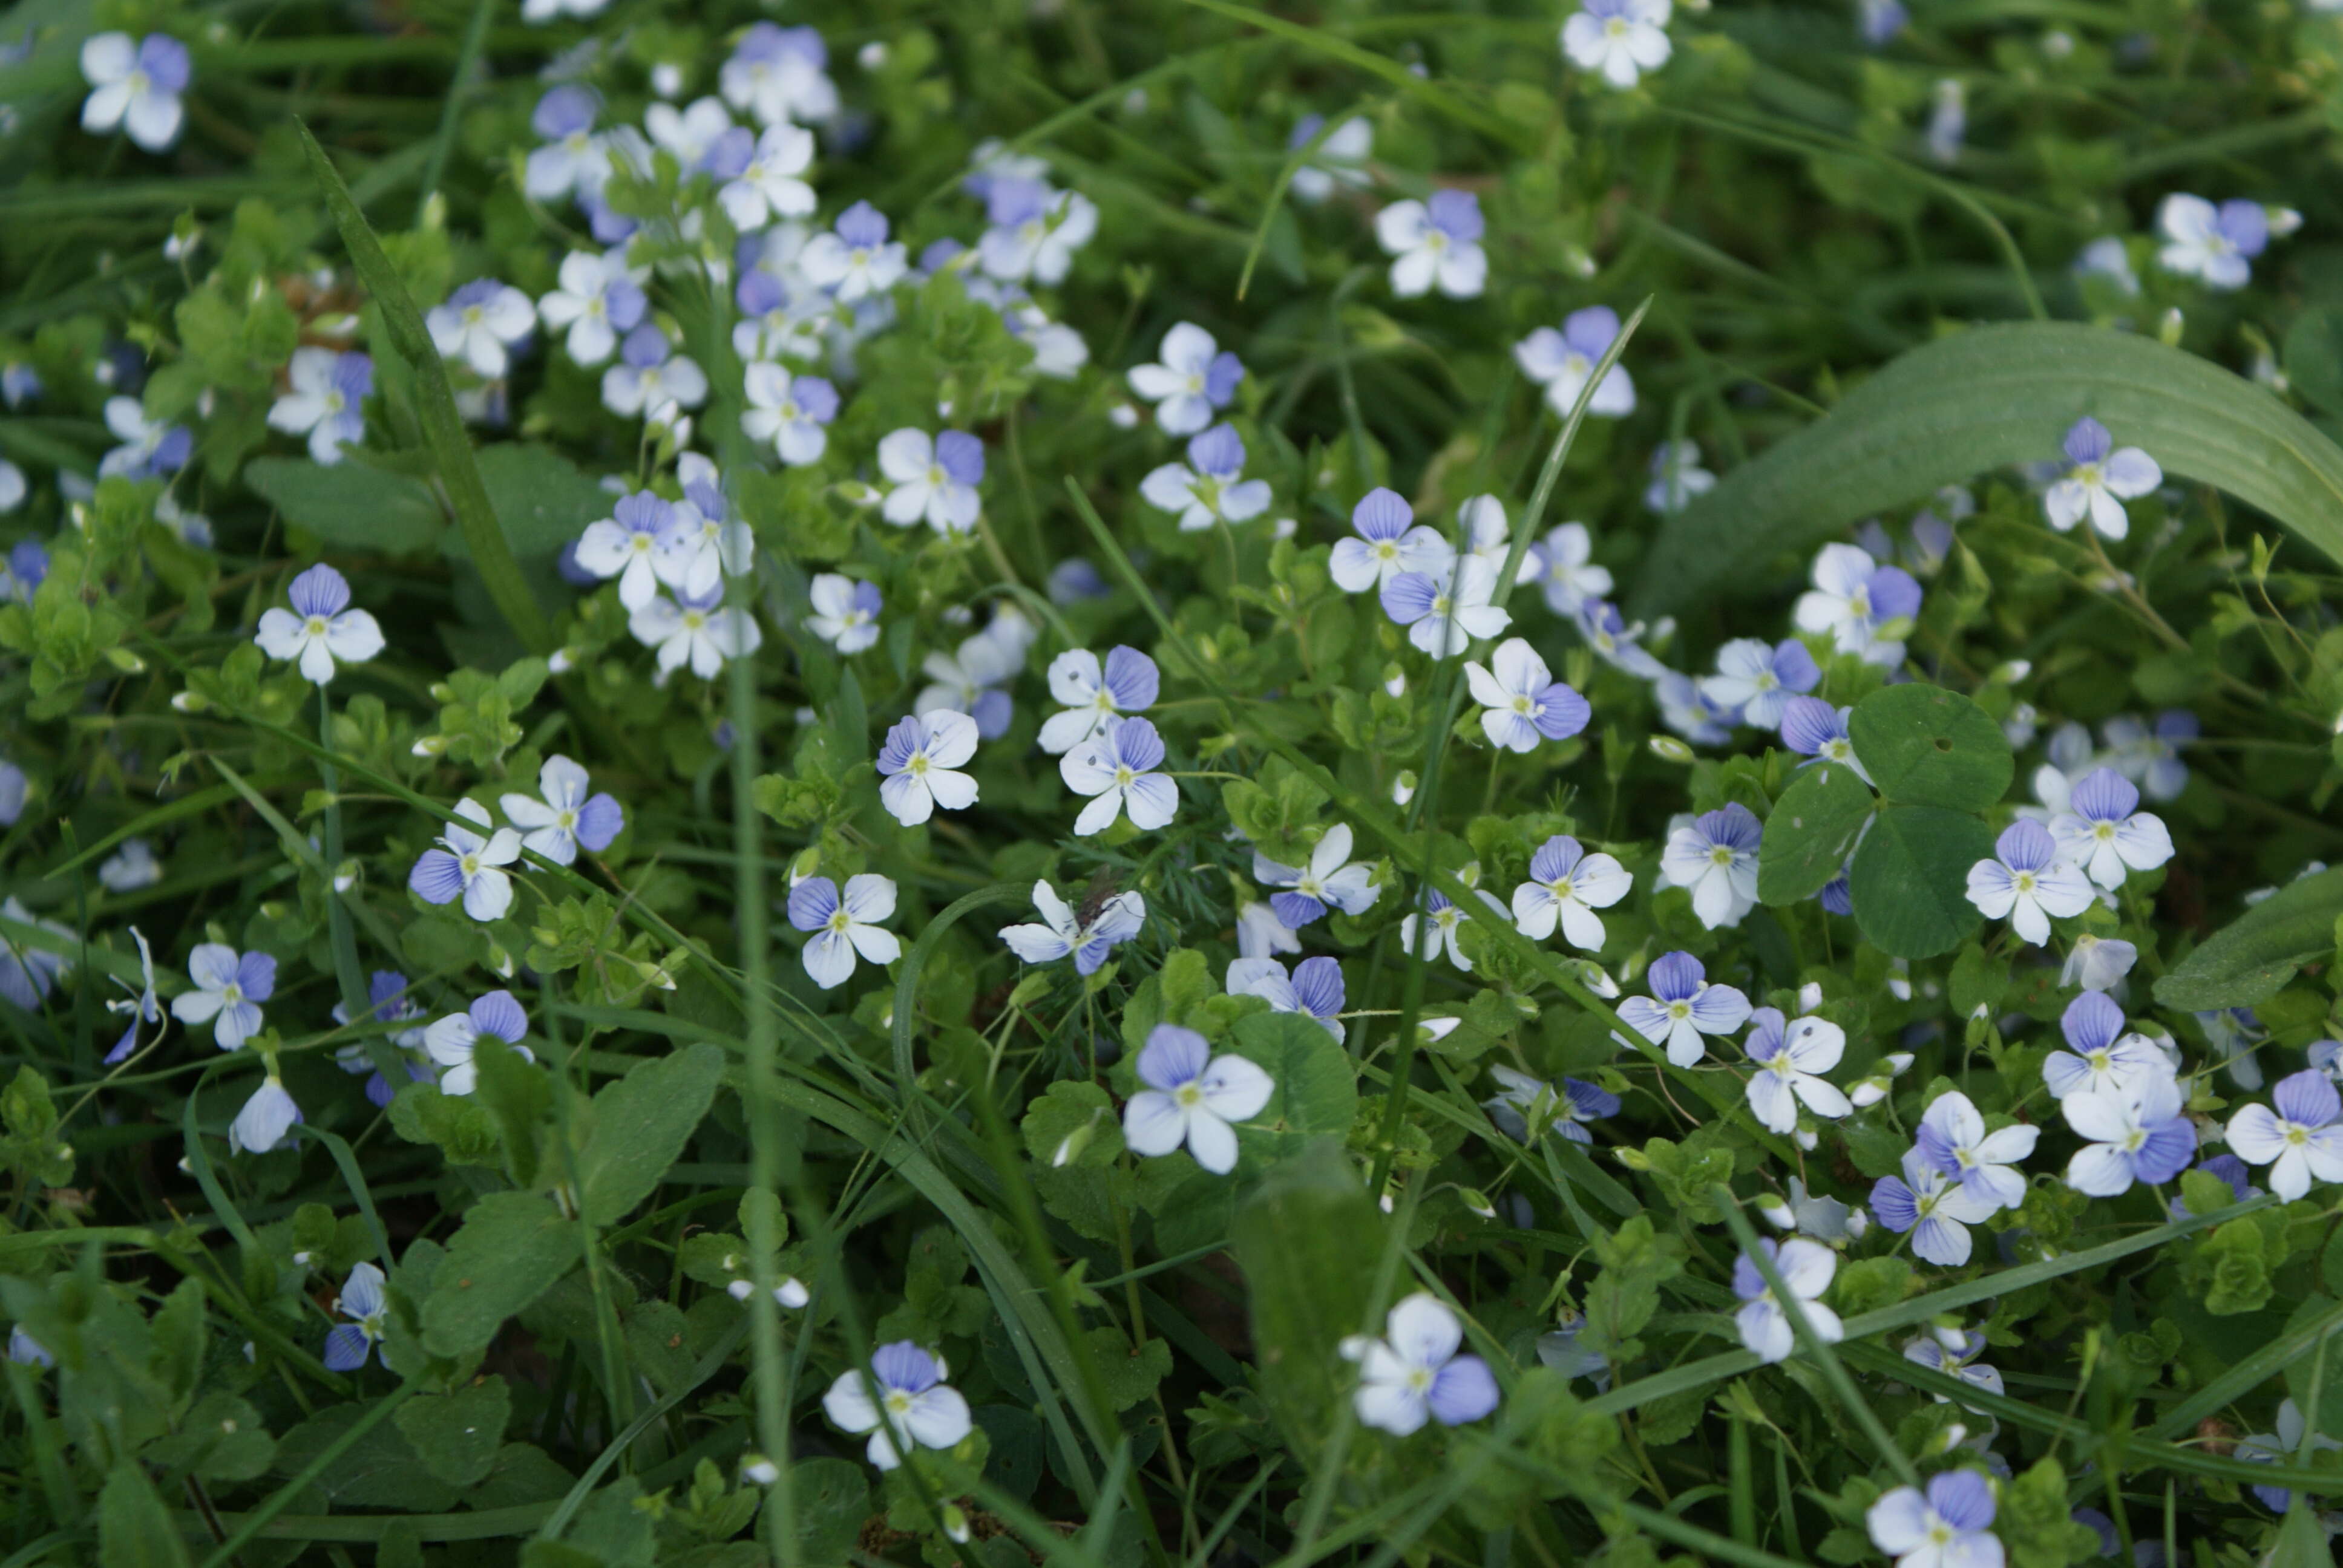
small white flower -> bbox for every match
[1510,835,1631,951]
[171,944,277,1050]
[805,574,883,653]
[254,565,385,685]
[1965,820,2094,947]
[1464,638,1590,753]
[875,711,980,827]
[2043,419,2161,541]
[1060,717,1179,836]
[1659,803,1763,930]
[2048,766,2173,889]
[426,281,536,379]
[80,33,191,153]
[1374,191,1487,299]
[1122,1025,1274,1175]
[786,875,902,990]
[1732,1238,1840,1365]
[1562,0,1671,88]
[1339,1293,1501,1435]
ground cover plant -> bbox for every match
[8,0,2343,1564]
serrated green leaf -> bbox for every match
[1849,804,1993,959]
[2153,867,2343,1011]
[244,457,443,553]
[1756,761,1875,905]
[574,1041,725,1225]
[1225,1010,1360,1165]
[421,1191,577,1356]
[1229,1140,1385,1448]
[1632,322,2343,616]
[1849,685,2013,812]
[393,1374,511,1487]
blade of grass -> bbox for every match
[296,120,552,653]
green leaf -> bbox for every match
[277,1398,462,1511]
[1228,1140,1385,1448]
[1755,760,1875,905]
[244,457,443,554]
[1848,685,2013,812]
[1224,1011,1361,1165]
[98,1463,192,1568]
[574,1041,726,1226]
[783,1457,871,1564]
[421,1191,578,1356]
[470,444,612,560]
[2153,867,2343,1011]
[1848,805,1993,959]
[1631,322,2343,616]
[393,1374,511,1487]
[2271,1502,2332,1568]
[297,122,552,653]
[473,1035,551,1189]
[2285,305,2343,419]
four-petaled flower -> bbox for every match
[1515,305,1637,417]
[1383,555,1510,656]
[1040,645,1159,754]
[1914,1089,2038,1211]
[81,33,190,152]
[1871,1146,1999,1266]
[1703,638,1820,731]
[1538,522,1614,616]
[255,564,385,685]
[805,573,883,653]
[2226,1069,2343,1201]
[2157,194,2267,290]
[172,944,277,1050]
[539,249,647,367]
[2042,991,2168,1100]
[1127,322,1243,434]
[822,1343,972,1471]
[1062,716,1179,836]
[1374,190,1487,299]
[742,364,838,466]
[879,428,985,534]
[709,123,818,231]
[1331,488,1452,595]
[1619,950,1752,1067]
[408,800,525,922]
[1141,424,1271,531]
[1340,1293,1502,1435]
[1965,819,2093,946]
[323,1263,389,1372]
[427,279,536,379]
[2062,1072,2195,1195]
[1743,1008,1852,1134]
[1732,1238,1842,1364]
[632,583,764,681]
[998,880,1146,975]
[1465,638,1590,753]
[978,178,1098,285]
[1122,1024,1275,1175]
[799,201,908,300]
[601,324,708,420]
[1253,823,1382,927]
[1510,834,1631,952]
[876,711,980,826]
[1226,956,1346,1041]
[576,491,681,610]
[499,755,623,866]
[2049,766,2172,888]
[1866,1471,2002,1568]
[267,349,373,465]
[425,990,532,1097]
[2043,418,2161,540]
[1659,803,1763,930]
[1794,543,1921,668]
[787,874,902,990]
[1563,0,1673,88]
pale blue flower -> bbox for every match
[80,32,189,152]
[425,990,532,1097]
[1618,950,1751,1066]
[1871,1146,1997,1265]
[1340,1293,1500,1434]
[1124,1024,1275,1175]
[1867,1471,1999,1568]
[1140,425,1270,531]
[1732,1238,1840,1364]
[323,1263,388,1371]
[998,880,1145,975]
[172,944,276,1050]
[822,1342,972,1471]
[2158,194,2268,290]
[1703,638,1820,730]
[1659,804,1763,930]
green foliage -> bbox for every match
[1755,760,1875,905]
[2154,867,2343,1010]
